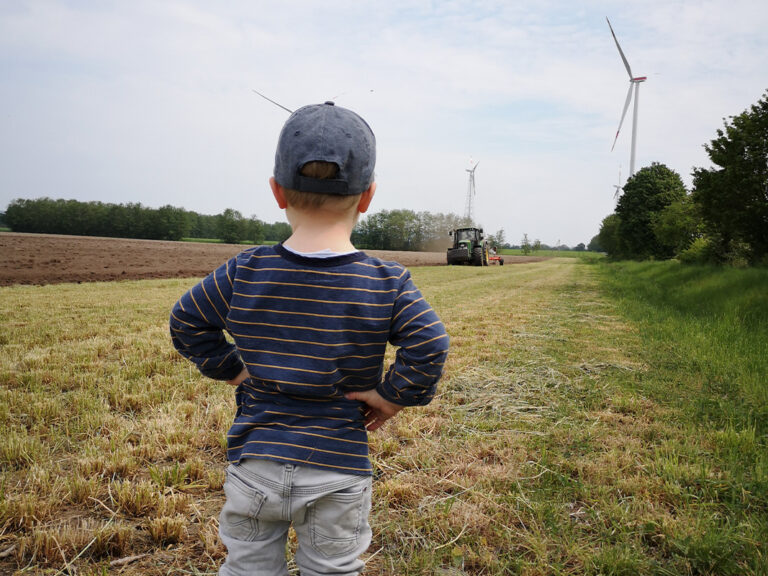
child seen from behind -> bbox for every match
[170,101,449,575]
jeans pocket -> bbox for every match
[308,480,371,558]
[219,465,266,542]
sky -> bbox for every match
[1,1,767,247]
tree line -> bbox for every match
[3,198,292,244]
[2,196,597,253]
[352,210,475,251]
[594,89,768,266]
[2,198,497,252]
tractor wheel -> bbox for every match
[499,258,504,266]
[471,247,483,266]
[447,248,468,265]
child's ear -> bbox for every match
[270,177,288,209]
[357,182,376,214]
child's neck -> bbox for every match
[282,208,357,254]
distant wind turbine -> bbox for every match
[607,17,646,179]
[613,165,623,199]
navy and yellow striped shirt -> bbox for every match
[170,244,449,475]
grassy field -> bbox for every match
[1,259,766,574]
[499,248,603,260]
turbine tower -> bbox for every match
[464,161,479,223]
[607,17,646,179]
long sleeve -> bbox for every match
[378,270,449,406]
[169,245,449,474]
[169,258,245,380]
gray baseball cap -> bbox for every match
[273,101,376,196]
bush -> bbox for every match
[679,236,753,267]
[678,237,717,265]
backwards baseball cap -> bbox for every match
[274,101,376,196]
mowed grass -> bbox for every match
[1,258,766,574]
[499,248,603,260]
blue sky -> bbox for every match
[1,0,767,246]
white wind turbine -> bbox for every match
[607,17,646,179]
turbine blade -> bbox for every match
[606,17,633,79]
[252,89,293,113]
[611,83,634,151]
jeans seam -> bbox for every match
[291,475,368,497]
[282,464,293,521]
[233,462,286,492]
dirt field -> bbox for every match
[0,232,546,286]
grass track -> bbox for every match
[499,248,603,260]
[1,259,765,574]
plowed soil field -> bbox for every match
[0,232,545,286]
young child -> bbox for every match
[170,101,449,576]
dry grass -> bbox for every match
[1,260,764,574]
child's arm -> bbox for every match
[169,258,245,381]
[376,269,450,409]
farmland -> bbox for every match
[1,235,766,574]
[0,232,549,286]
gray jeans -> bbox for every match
[218,459,372,576]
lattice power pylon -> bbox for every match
[464,162,479,223]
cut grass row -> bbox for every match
[1,258,765,574]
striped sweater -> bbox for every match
[169,244,449,475]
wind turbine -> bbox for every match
[613,165,623,199]
[464,161,479,223]
[607,17,646,179]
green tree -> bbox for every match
[217,209,246,244]
[5,198,34,232]
[597,213,623,258]
[379,210,420,250]
[156,205,189,241]
[245,216,265,244]
[188,212,219,239]
[520,233,531,255]
[263,221,292,243]
[486,229,506,251]
[587,234,602,252]
[615,162,687,259]
[692,90,768,263]
[352,210,470,251]
[651,196,702,257]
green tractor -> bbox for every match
[447,227,490,266]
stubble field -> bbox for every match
[1,234,766,574]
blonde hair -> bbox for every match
[283,161,363,212]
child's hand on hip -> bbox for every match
[344,389,403,431]
[227,367,249,387]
